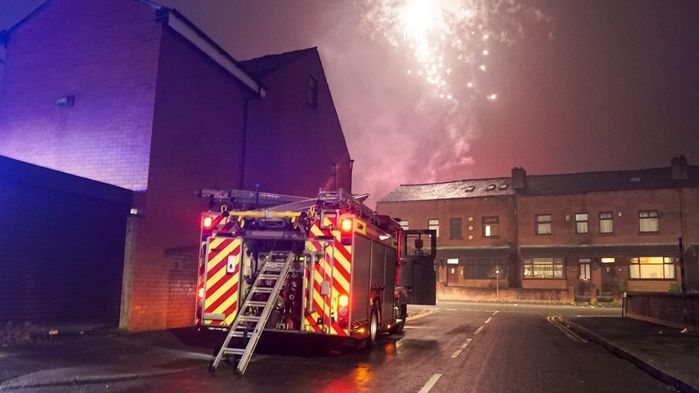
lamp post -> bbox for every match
[495,266,501,302]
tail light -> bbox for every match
[340,218,353,233]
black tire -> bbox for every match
[367,308,379,348]
[393,304,407,334]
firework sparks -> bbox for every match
[362,0,527,104]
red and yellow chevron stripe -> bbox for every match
[203,237,242,326]
[303,220,351,336]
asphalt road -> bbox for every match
[12,303,675,393]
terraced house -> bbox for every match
[377,156,699,303]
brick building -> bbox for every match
[377,157,699,303]
[0,0,352,330]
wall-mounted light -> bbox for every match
[56,95,75,107]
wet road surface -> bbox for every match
[10,303,675,393]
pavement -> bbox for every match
[563,316,699,393]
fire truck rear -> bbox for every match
[195,189,436,374]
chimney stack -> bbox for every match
[671,155,688,180]
[511,167,527,190]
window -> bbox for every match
[398,220,409,230]
[630,257,675,279]
[428,219,439,238]
[449,218,462,240]
[463,258,499,279]
[600,257,615,264]
[575,213,589,234]
[639,210,659,233]
[307,75,318,108]
[535,214,552,235]
[483,216,499,237]
[599,212,614,234]
[523,257,564,279]
[579,258,591,280]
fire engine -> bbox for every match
[195,189,436,375]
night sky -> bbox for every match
[1,0,698,207]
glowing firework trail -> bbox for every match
[362,0,524,103]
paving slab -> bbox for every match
[565,316,699,393]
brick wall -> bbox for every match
[244,49,352,196]
[0,156,131,325]
[626,292,699,332]
[0,0,162,190]
[438,284,573,304]
[121,25,252,331]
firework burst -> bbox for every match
[362,0,524,104]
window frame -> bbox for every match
[482,216,499,238]
[428,218,440,238]
[523,257,565,279]
[307,75,318,109]
[449,217,463,240]
[579,258,591,280]
[629,257,676,280]
[535,214,553,235]
[575,212,589,234]
[599,211,614,234]
[638,210,659,233]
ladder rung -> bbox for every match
[245,300,268,307]
[253,287,274,294]
[238,315,261,322]
[223,348,245,356]
[257,274,280,280]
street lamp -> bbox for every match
[494,266,501,302]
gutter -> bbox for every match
[160,9,266,97]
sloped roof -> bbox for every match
[240,47,317,79]
[378,165,699,203]
[379,177,513,202]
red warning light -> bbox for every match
[338,294,349,308]
[203,216,213,228]
[340,218,353,233]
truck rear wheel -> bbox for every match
[367,309,379,347]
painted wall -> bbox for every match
[0,0,162,190]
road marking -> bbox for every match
[474,325,484,335]
[418,373,442,393]
[546,316,588,343]
[451,349,463,358]
[460,338,472,349]
[407,308,438,322]
[492,310,499,316]
[444,308,458,311]
[484,317,492,324]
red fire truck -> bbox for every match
[195,189,436,375]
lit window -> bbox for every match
[535,214,552,235]
[428,219,439,238]
[575,213,589,234]
[463,258,499,279]
[523,257,564,279]
[630,257,675,279]
[398,220,409,230]
[483,216,499,237]
[307,75,318,108]
[600,257,615,264]
[639,210,659,233]
[599,212,614,234]
[449,217,462,240]
[579,258,591,280]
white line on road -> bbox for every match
[451,349,463,358]
[484,317,492,324]
[492,310,499,316]
[474,325,484,335]
[444,308,458,311]
[418,373,442,393]
[460,339,472,349]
